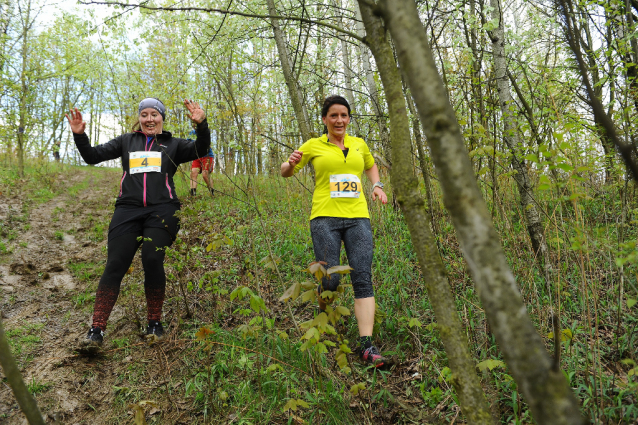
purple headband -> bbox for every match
[138,98,166,119]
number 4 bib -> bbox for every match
[330,174,361,198]
[130,151,161,174]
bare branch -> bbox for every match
[79,1,365,43]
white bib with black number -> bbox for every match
[129,151,161,174]
[330,174,361,198]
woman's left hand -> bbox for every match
[372,187,388,204]
[185,99,206,124]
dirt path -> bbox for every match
[0,167,120,424]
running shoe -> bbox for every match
[360,345,387,368]
[77,327,103,354]
[146,321,164,339]
[85,327,104,345]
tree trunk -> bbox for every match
[357,3,494,423]
[379,1,586,424]
[0,317,46,425]
[266,0,311,143]
[488,0,551,274]
[354,3,390,158]
[16,0,30,177]
[400,72,438,232]
[341,38,360,136]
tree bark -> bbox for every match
[16,0,31,177]
[378,1,586,424]
[0,317,46,425]
[487,0,551,274]
[354,3,389,158]
[400,71,438,231]
[341,37,360,136]
[357,3,493,423]
[266,0,311,143]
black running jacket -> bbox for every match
[73,120,211,208]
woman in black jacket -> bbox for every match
[66,98,210,347]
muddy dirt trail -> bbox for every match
[0,166,125,424]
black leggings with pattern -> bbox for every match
[91,227,172,330]
[310,217,374,299]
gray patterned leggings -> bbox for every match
[310,217,374,299]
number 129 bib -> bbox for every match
[129,151,161,174]
[330,174,361,198]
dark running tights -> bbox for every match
[310,217,375,299]
[91,227,173,330]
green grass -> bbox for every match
[71,289,96,309]
[27,377,52,395]
[68,261,103,283]
[89,222,107,242]
[6,322,45,368]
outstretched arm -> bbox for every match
[66,107,121,164]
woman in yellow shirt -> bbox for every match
[281,95,388,367]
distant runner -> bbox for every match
[280,95,389,368]
[52,141,61,162]
[189,128,215,196]
[66,98,210,349]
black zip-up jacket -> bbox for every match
[73,119,211,208]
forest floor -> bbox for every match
[0,165,431,424]
[0,163,636,424]
[0,166,127,424]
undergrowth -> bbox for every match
[0,161,636,424]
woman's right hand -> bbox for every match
[288,150,303,166]
[65,108,86,134]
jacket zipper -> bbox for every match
[165,173,173,199]
[119,171,126,197]
[142,135,156,207]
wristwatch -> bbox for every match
[372,182,384,191]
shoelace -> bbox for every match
[366,346,380,355]
[363,346,382,359]
[148,322,162,334]
[89,327,104,336]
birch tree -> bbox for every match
[487,0,551,273]
[266,0,311,143]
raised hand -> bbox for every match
[184,99,206,124]
[65,108,86,134]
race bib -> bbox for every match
[129,151,161,174]
[330,174,361,198]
